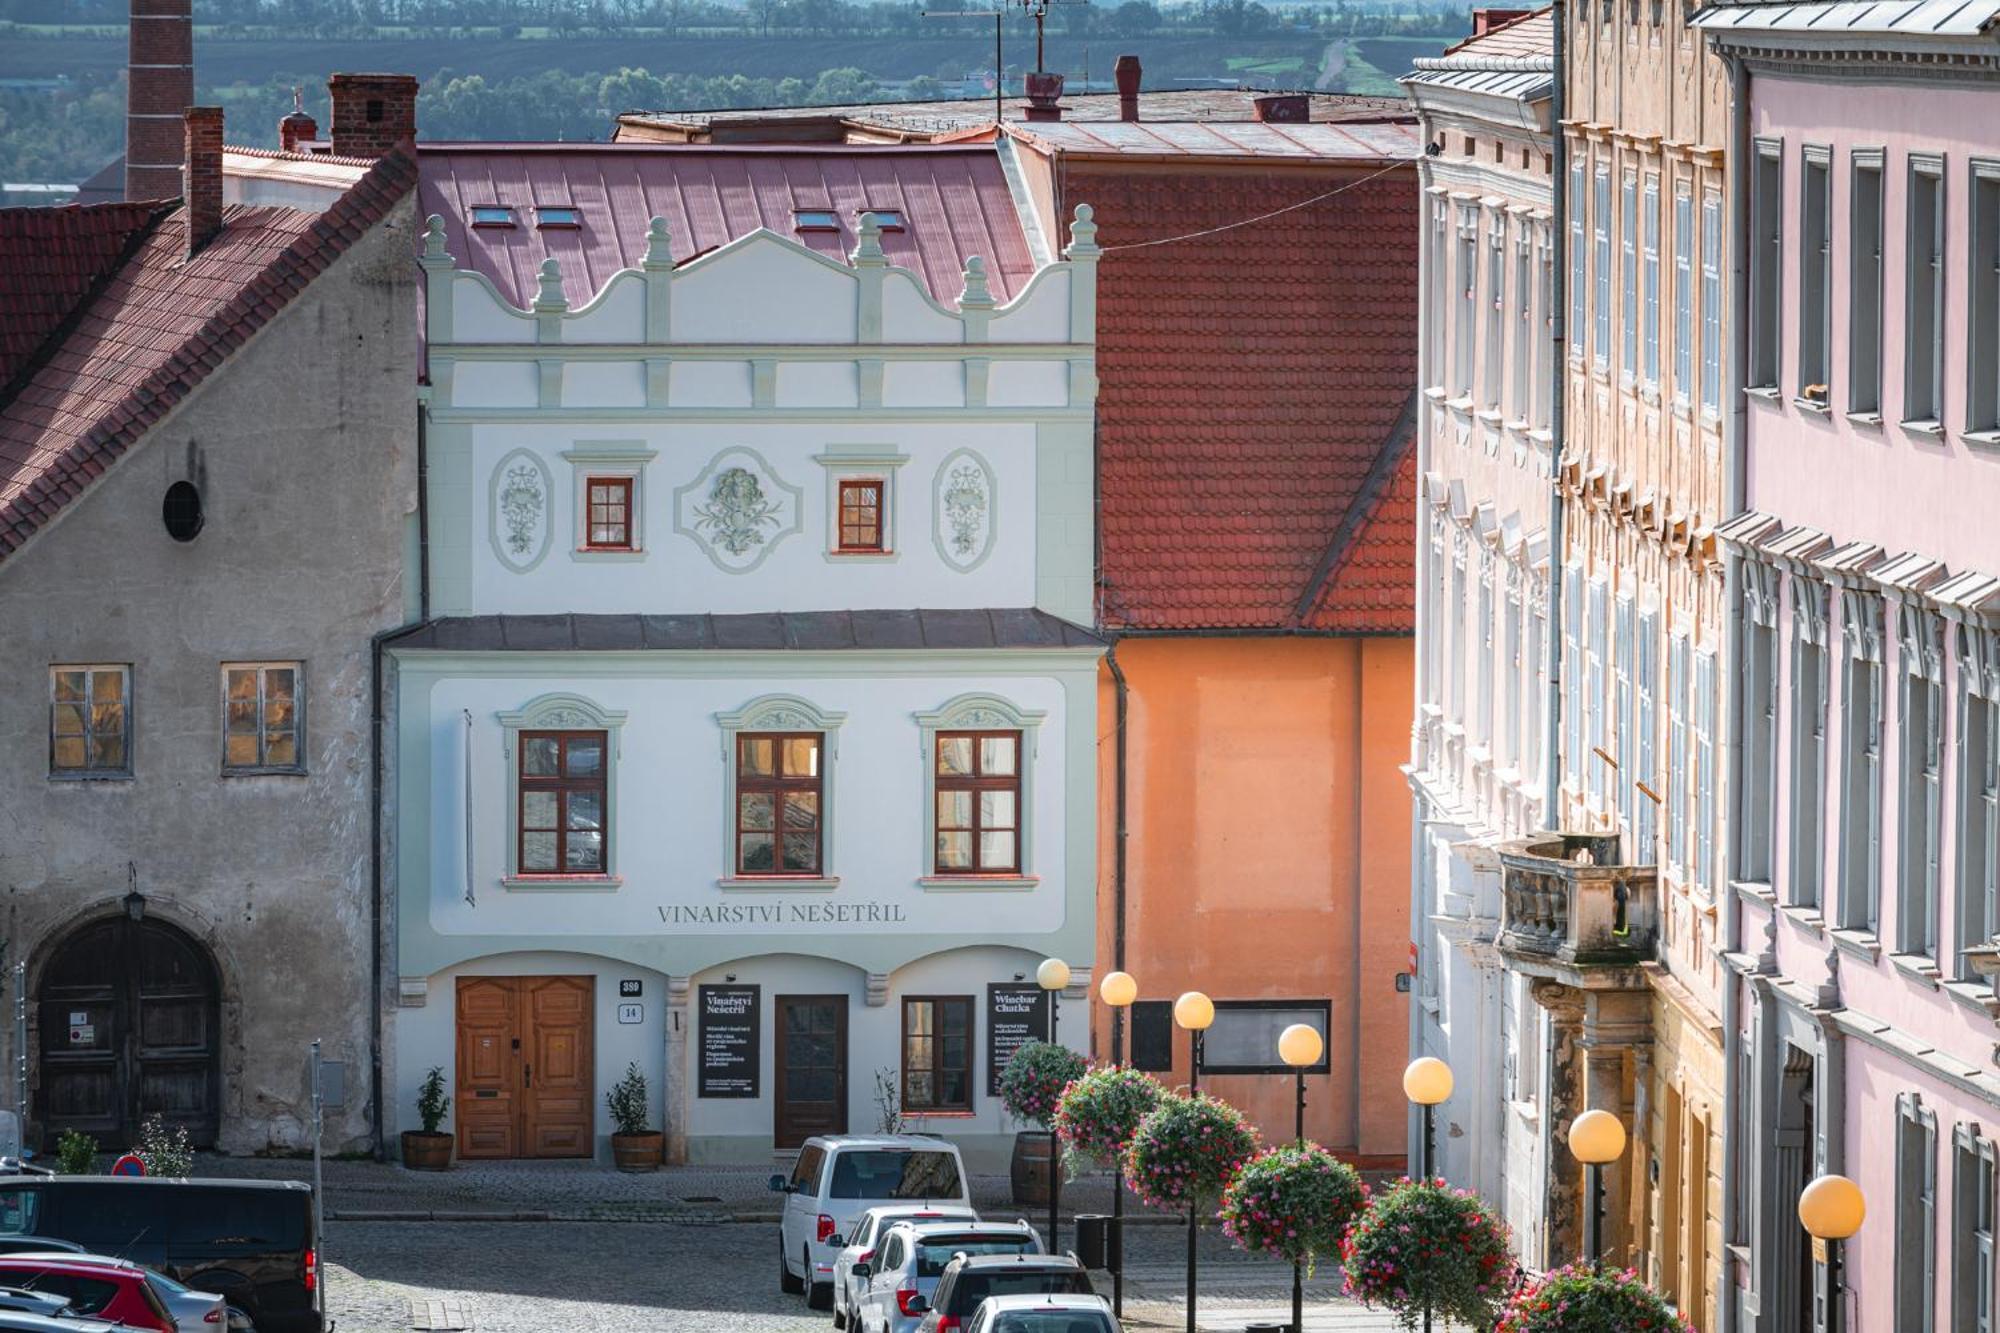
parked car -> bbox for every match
[0,1243,81,1260]
[0,1177,316,1332]
[916,1255,1095,1333]
[964,1294,1120,1333]
[832,1204,979,1330]
[773,1136,970,1311]
[0,1313,130,1333]
[850,1220,1042,1333]
[138,1265,236,1331]
[0,1287,70,1322]
[0,1253,177,1330]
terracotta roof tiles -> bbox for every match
[0,201,171,387]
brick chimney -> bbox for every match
[328,73,418,158]
[1114,55,1141,122]
[1471,7,1533,35]
[278,86,318,154]
[125,0,193,201]
[183,105,223,258]
[1251,93,1310,123]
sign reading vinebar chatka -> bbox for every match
[986,983,1049,1099]
[699,984,760,1099]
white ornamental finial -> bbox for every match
[643,216,673,269]
[421,214,450,262]
[852,212,886,264]
[534,257,567,312]
[959,254,991,308]
[1065,202,1100,259]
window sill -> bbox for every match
[918,875,1040,892]
[47,770,134,783]
[1424,386,1449,403]
[571,548,647,563]
[1446,396,1476,415]
[1791,397,1832,416]
[1476,409,1505,426]
[718,876,840,892]
[1776,904,1824,935]
[1731,879,1776,908]
[220,766,307,778]
[1639,384,1661,407]
[1845,411,1884,429]
[502,874,623,892]
[1964,429,2000,448]
[1828,928,1881,964]
[823,551,899,564]
[1900,418,1945,438]
[1943,979,2000,1020]
[1744,386,1783,404]
[1888,952,1942,989]
[1504,418,1532,435]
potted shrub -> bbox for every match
[401,1066,454,1171]
[1220,1143,1368,1272]
[999,1041,1087,1204]
[1495,1262,1693,1332]
[1124,1091,1259,1214]
[606,1062,661,1172]
[1053,1065,1164,1178]
[1341,1177,1514,1331]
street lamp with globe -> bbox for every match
[1278,1022,1324,1333]
[1173,990,1214,1333]
[1798,1174,1866,1333]
[1037,957,1071,1253]
[1567,1109,1627,1269]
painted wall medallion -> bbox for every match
[673,447,802,573]
[933,448,996,572]
[488,448,554,573]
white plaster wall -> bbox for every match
[670,241,857,344]
[421,670,1071,940]
[464,420,1036,613]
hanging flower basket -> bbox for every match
[1495,1263,1693,1333]
[1340,1177,1514,1331]
[999,1041,1088,1130]
[1053,1066,1165,1177]
[1123,1092,1260,1212]
[1219,1144,1367,1272]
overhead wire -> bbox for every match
[1097,160,1408,253]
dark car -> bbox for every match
[0,1176,318,1332]
[918,1254,1095,1333]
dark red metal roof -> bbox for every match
[416,142,1036,309]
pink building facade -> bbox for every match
[1700,9,2000,1332]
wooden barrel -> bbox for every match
[1010,1130,1054,1205]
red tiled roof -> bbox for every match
[0,201,170,387]
[1077,164,1420,632]
[1441,8,1553,59]
[0,149,417,562]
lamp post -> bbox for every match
[1037,957,1071,1254]
[1401,1057,1453,1333]
[1567,1109,1627,1270]
[1277,1022,1323,1333]
[1798,1174,1866,1333]
[1173,990,1214,1333]
[1098,970,1137,1318]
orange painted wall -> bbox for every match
[1092,636,1414,1163]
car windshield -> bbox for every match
[0,1191,39,1236]
[917,1236,1033,1278]
[828,1151,961,1201]
[993,1314,1112,1333]
[950,1271,1092,1312]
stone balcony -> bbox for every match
[1497,831,1656,979]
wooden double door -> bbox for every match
[455,976,594,1159]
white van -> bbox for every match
[772,1135,973,1310]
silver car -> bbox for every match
[832,1204,978,1331]
[851,1220,1042,1333]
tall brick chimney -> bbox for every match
[328,73,418,158]
[183,105,223,258]
[1114,55,1141,122]
[126,0,194,201]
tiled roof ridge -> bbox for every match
[0,199,176,404]
[1439,7,1552,58]
[0,146,418,562]
[1291,388,1420,627]
[225,143,382,169]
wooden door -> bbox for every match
[454,976,594,1159]
[38,917,219,1149]
[775,995,847,1150]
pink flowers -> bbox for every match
[1124,1092,1259,1212]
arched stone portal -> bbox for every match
[37,915,220,1149]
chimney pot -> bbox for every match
[1251,93,1309,124]
[183,105,224,259]
[1114,54,1141,122]
[125,0,194,200]
[1022,71,1065,123]
[279,86,319,154]
[327,72,418,158]
[1470,7,1533,36]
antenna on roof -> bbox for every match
[922,0,1090,125]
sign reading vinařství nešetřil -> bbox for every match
[987,983,1050,1099]
[699,984,760,1099]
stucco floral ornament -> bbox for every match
[943,463,987,554]
[1340,1177,1514,1331]
[695,467,782,555]
[488,448,552,572]
[932,448,995,571]
[1494,1263,1692,1333]
[1220,1143,1367,1274]
[499,465,543,556]
[673,447,802,573]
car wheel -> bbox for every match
[780,1236,805,1295]
[833,1300,847,1330]
[806,1250,833,1311]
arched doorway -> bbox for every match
[37,915,220,1149]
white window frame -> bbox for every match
[497,691,629,888]
[1750,138,1784,391]
[815,444,908,563]
[1594,165,1613,368]
[1621,170,1639,383]
[1799,145,1833,406]
[1898,606,1946,960]
[1952,1121,1997,1333]
[1701,189,1724,414]
[913,692,1046,888]
[1673,184,1693,407]
[716,693,848,889]
[1791,581,1831,911]
[1968,159,2000,437]
[1897,1093,1939,1333]
[1838,590,1887,933]
[1512,218,1534,424]
[1959,628,2000,980]
[1642,174,1661,390]
[563,440,657,562]
[1570,160,1588,359]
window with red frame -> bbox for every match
[736,733,823,874]
[836,478,885,553]
[934,730,1020,874]
[901,995,973,1112]
[519,730,607,874]
[585,477,634,550]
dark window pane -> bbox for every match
[741,833,775,871]
[783,792,819,829]
[265,731,296,767]
[566,831,603,871]
[739,793,775,831]
[567,791,602,830]
[523,737,560,775]
[566,737,604,775]
[782,833,818,872]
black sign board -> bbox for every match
[1129,999,1174,1073]
[699,985,760,1099]
[987,983,1051,1098]
[620,979,643,998]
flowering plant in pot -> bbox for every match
[1495,1263,1693,1333]
[401,1066,453,1171]
[1000,1041,1087,1204]
[606,1062,662,1171]
[1219,1144,1367,1272]
[1052,1065,1164,1178]
[1340,1177,1513,1331]
[1124,1092,1259,1212]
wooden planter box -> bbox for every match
[401,1130,453,1171]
